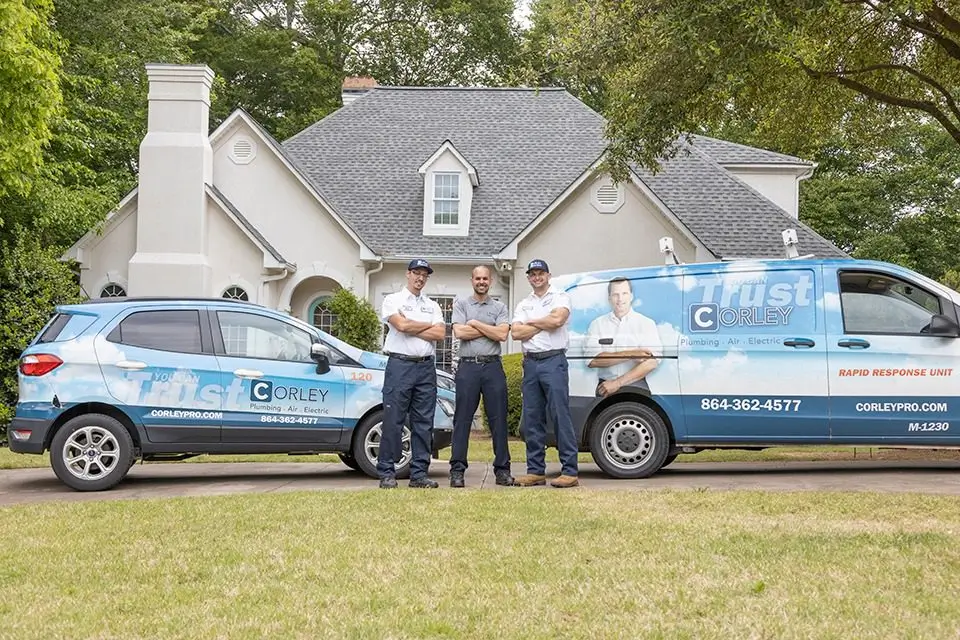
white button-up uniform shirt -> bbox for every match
[381,288,445,357]
[512,287,571,353]
[585,309,662,379]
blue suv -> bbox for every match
[8,297,455,491]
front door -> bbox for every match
[212,309,346,444]
[679,265,830,441]
[826,268,960,443]
[95,307,222,444]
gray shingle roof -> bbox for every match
[687,135,812,165]
[281,87,843,260]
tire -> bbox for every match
[661,453,679,468]
[588,402,671,479]
[49,414,135,491]
[338,452,362,472]
[351,410,411,480]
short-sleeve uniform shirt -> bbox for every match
[380,288,445,357]
[512,287,572,353]
[585,309,662,379]
[452,296,508,358]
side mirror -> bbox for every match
[310,343,331,374]
[928,314,960,337]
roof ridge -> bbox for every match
[689,134,811,165]
[363,86,569,92]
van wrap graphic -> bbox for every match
[554,259,960,442]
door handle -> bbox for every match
[784,338,815,348]
[838,338,870,349]
[116,360,147,370]
[233,368,264,379]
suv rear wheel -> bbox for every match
[351,410,412,479]
[588,402,670,479]
[50,414,134,491]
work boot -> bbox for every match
[494,470,517,486]
[450,471,465,488]
[515,473,546,487]
[379,477,398,489]
[550,475,579,488]
[409,477,439,489]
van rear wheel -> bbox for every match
[589,403,670,479]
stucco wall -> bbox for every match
[81,206,137,298]
[726,169,798,218]
[211,121,364,291]
[368,263,509,310]
[206,196,267,303]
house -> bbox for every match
[64,63,846,371]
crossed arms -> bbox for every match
[510,307,570,341]
[386,311,446,342]
[453,319,509,342]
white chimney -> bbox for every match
[127,63,215,296]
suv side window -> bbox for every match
[839,271,940,335]
[107,310,203,353]
[217,311,315,362]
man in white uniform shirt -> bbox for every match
[378,259,446,489]
[510,259,579,488]
[586,277,662,396]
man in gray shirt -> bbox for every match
[449,265,517,487]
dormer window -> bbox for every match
[433,172,461,225]
[419,140,478,237]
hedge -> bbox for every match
[481,352,523,437]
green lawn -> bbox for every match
[1,489,958,638]
[4,433,959,470]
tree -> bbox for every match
[326,288,383,353]
[0,0,61,202]
[530,0,960,178]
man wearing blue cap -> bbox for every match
[510,259,579,488]
[378,258,446,488]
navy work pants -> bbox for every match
[521,353,578,477]
[450,359,511,475]
[378,357,437,480]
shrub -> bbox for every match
[482,352,524,437]
[0,232,83,428]
[326,287,382,353]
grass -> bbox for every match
[1,489,959,638]
[4,433,960,470]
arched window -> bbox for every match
[100,283,126,298]
[308,295,337,336]
[222,286,249,301]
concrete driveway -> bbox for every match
[2,459,960,505]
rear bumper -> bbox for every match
[6,417,51,454]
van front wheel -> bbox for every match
[589,403,670,479]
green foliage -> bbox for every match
[327,288,382,353]
[481,352,523,437]
[0,0,62,201]
[0,233,83,426]
[525,0,960,179]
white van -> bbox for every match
[542,245,960,478]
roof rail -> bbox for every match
[76,296,259,305]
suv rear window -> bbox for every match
[107,310,203,353]
[35,313,96,344]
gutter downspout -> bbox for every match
[262,267,290,311]
[364,257,384,301]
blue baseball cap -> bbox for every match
[526,259,549,273]
[407,258,433,274]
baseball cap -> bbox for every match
[526,259,549,273]
[407,258,433,274]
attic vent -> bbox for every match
[228,135,257,165]
[590,179,625,213]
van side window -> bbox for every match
[838,272,940,335]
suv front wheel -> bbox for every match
[50,414,135,491]
[351,411,412,480]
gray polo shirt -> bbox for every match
[452,295,508,357]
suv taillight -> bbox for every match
[20,354,63,376]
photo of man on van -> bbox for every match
[585,277,663,396]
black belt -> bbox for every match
[387,353,434,362]
[523,349,566,360]
[459,355,501,363]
